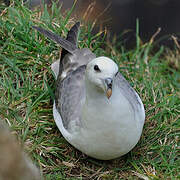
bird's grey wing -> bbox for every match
[33,23,96,131]
[33,23,96,80]
[55,65,86,131]
[56,22,95,80]
[115,72,144,112]
[59,22,80,77]
[32,25,78,53]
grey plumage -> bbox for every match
[32,23,95,80]
[56,66,86,129]
[32,25,77,54]
[33,23,143,131]
[33,23,96,130]
[59,22,80,76]
[115,73,144,123]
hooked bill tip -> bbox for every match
[106,88,112,99]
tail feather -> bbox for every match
[66,22,80,47]
[60,22,80,62]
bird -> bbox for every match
[32,22,145,160]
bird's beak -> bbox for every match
[105,78,113,99]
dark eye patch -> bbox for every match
[94,65,101,72]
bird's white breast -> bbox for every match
[69,86,144,160]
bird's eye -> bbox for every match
[115,72,118,77]
[94,65,101,72]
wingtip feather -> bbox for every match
[32,25,77,53]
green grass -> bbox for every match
[0,1,180,179]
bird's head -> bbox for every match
[85,56,119,99]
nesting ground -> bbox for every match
[0,2,179,179]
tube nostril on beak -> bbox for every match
[105,78,113,89]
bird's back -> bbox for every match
[33,23,96,131]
